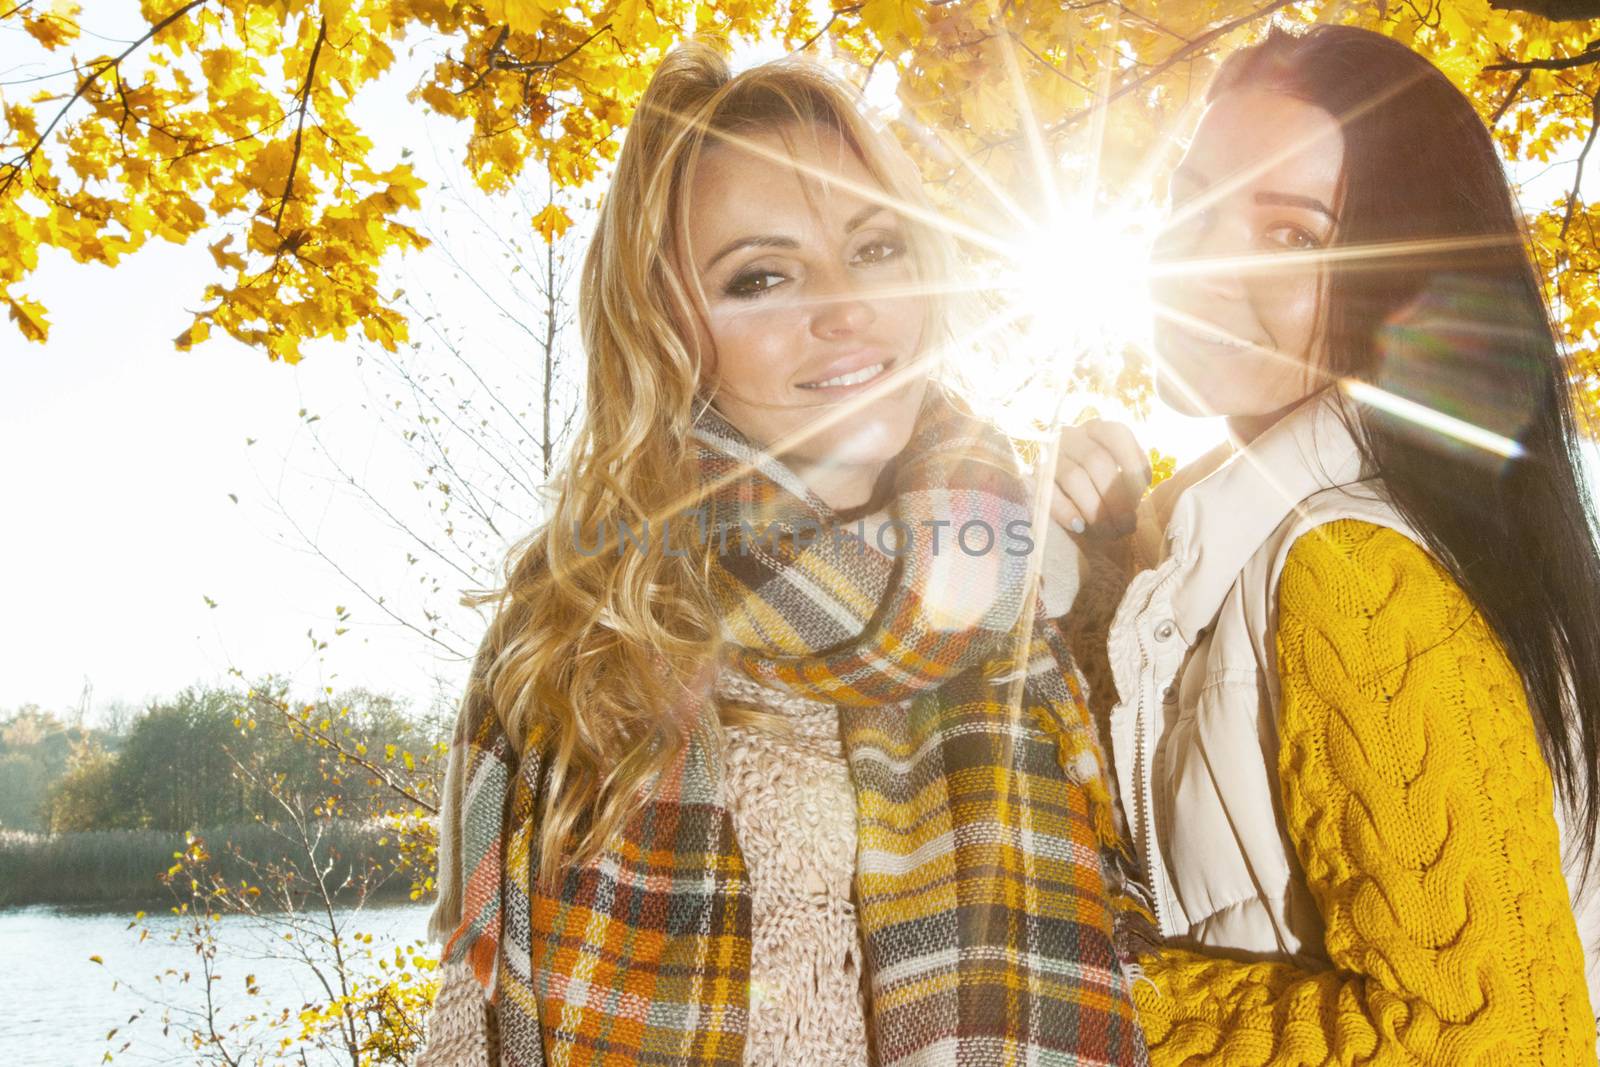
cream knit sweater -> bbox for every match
[718,671,872,1065]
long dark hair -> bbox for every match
[1212,24,1600,869]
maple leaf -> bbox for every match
[6,295,50,343]
[532,203,573,242]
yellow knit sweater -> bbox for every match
[1133,519,1596,1064]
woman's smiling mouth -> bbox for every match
[1167,319,1257,351]
[796,357,895,391]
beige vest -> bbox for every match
[1106,391,1600,1020]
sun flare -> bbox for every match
[993,205,1161,420]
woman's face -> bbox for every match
[1150,88,1345,424]
[678,123,930,503]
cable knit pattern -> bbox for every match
[717,672,871,1066]
[1134,519,1595,1065]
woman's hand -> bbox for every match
[1050,419,1152,538]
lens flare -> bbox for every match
[1341,379,1526,459]
[1008,209,1157,363]
[607,38,1543,613]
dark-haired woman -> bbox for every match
[1110,24,1600,1062]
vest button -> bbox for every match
[1154,620,1175,642]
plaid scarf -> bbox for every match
[432,385,1150,1066]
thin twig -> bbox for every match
[490,22,613,72]
[989,0,1297,150]
[800,4,862,51]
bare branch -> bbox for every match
[1561,89,1600,240]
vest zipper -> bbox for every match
[1132,649,1169,935]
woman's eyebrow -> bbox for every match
[846,204,891,231]
[704,234,799,271]
[703,205,894,270]
[1254,191,1337,220]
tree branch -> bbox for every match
[461,20,614,96]
[456,25,509,96]
[0,0,209,198]
[1489,0,1600,20]
[800,4,862,52]
[274,16,327,233]
[1010,0,1299,147]
[1490,68,1531,125]
[493,22,614,72]
[1011,33,1093,93]
[1561,89,1600,240]
[1486,48,1600,73]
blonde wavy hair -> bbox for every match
[468,41,964,883]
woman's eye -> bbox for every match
[724,269,789,298]
[851,236,905,266]
[1264,223,1322,252]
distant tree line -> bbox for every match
[0,681,445,835]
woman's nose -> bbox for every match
[1157,210,1250,304]
[808,269,877,339]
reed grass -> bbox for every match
[0,823,415,908]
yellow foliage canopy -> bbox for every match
[2,0,1598,395]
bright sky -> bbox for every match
[3,11,1590,724]
[1,7,556,720]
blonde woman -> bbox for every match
[416,43,1153,1067]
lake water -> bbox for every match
[0,900,433,1066]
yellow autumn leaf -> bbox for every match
[174,318,210,351]
[208,235,247,271]
[19,2,81,50]
[480,0,557,34]
[859,0,922,45]
[532,202,572,242]
[6,295,50,342]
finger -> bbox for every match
[1055,425,1142,534]
[1050,485,1087,535]
[1055,429,1121,496]
[1076,423,1147,535]
[1058,441,1138,532]
[1082,419,1153,492]
[1059,465,1119,531]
